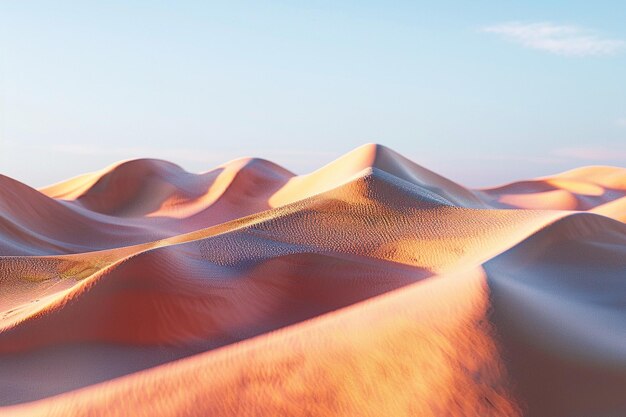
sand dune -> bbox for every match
[0,174,168,255]
[480,165,626,210]
[41,157,295,230]
[1,144,625,416]
[591,196,626,222]
[270,143,486,208]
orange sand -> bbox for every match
[1,144,625,416]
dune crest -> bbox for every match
[270,143,486,208]
[1,144,625,416]
[480,165,626,210]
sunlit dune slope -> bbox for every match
[0,175,167,255]
[42,157,295,218]
[0,170,563,352]
[4,268,523,417]
[480,165,626,211]
[9,211,626,417]
[591,196,626,221]
[271,143,486,208]
[1,144,625,416]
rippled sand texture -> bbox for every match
[1,144,625,416]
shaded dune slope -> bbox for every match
[43,157,295,219]
[480,165,626,211]
[4,268,523,417]
[0,171,562,353]
[591,195,626,222]
[0,175,165,256]
[485,213,626,417]
[1,144,626,416]
[7,212,625,417]
[271,143,486,208]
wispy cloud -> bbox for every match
[5,141,336,173]
[458,153,561,164]
[481,22,624,56]
[616,117,626,127]
[40,144,335,164]
[7,142,234,164]
[553,146,626,161]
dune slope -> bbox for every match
[1,144,625,416]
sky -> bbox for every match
[1,1,625,188]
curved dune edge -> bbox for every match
[5,213,624,417]
[591,196,626,221]
[2,267,524,417]
[1,144,626,416]
[483,212,626,416]
[1,170,570,351]
[3,144,625,256]
[479,165,626,211]
[42,157,294,220]
[2,211,625,416]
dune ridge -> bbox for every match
[1,143,625,416]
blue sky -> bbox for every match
[1,1,625,187]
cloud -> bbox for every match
[481,22,624,56]
[616,117,626,127]
[553,146,626,161]
[35,144,237,164]
[40,144,335,164]
[455,153,561,164]
[4,141,336,173]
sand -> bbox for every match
[0,144,625,416]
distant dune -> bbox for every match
[1,144,625,416]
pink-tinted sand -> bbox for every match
[1,144,625,416]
